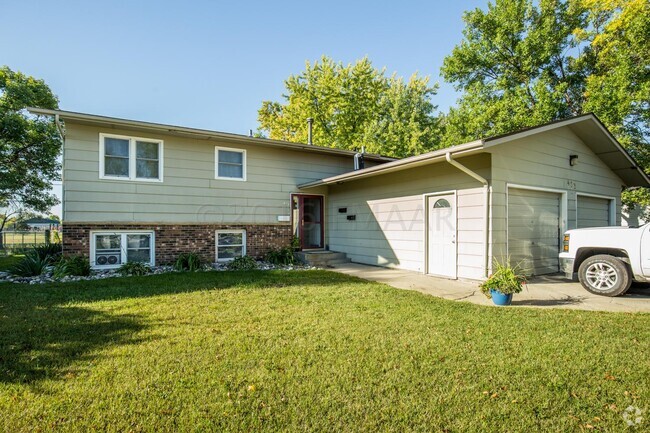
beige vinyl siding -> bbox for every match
[577,195,611,228]
[489,127,623,263]
[326,154,490,279]
[63,124,359,223]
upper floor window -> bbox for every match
[215,146,246,181]
[100,133,163,182]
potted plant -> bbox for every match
[479,259,526,306]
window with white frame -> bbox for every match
[92,232,155,268]
[216,230,246,261]
[100,133,163,181]
[215,147,246,180]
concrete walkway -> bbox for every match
[330,262,650,313]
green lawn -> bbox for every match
[0,271,648,432]
[0,254,22,271]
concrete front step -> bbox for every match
[294,251,351,267]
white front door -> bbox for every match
[427,194,457,278]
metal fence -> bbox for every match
[0,230,59,253]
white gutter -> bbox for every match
[299,140,484,188]
[445,152,490,277]
[55,114,66,221]
[54,114,65,140]
[27,107,393,163]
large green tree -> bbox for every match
[581,0,650,207]
[440,0,589,146]
[440,0,649,208]
[258,56,440,158]
[0,66,61,247]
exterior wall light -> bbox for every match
[569,154,578,166]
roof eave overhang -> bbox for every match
[483,114,650,188]
[27,108,395,163]
[298,140,485,189]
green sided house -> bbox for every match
[30,109,650,279]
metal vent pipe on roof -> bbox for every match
[307,117,313,145]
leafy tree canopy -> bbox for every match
[258,56,441,158]
[441,0,649,208]
[0,66,61,236]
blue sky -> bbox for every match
[1,0,488,216]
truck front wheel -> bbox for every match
[578,254,632,297]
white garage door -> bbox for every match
[508,188,561,276]
[577,196,611,228]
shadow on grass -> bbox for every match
[0,270,356,384]
[0,305,144,384]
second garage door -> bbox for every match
[577,195,611,228]
[508,188,561,275]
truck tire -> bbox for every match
[577,254,632,297]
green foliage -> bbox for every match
[0,67,62,236]
[226,255,258,271]
[53,255,91,278]
[258,56,441,158]
[266,246,295,266]
[118,261,151,277]
[32,242,62,262]
[0,254,23,271]
[174,252,204,272]
[479,259,527,298]
[440,0,588,146]
[441,0,650,206]
[291,236,300,251]
[9,251,52,277]
[581,0,650,160]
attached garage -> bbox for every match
[298,114,649,281]
[577,195,612,228]
[507,187,563,276]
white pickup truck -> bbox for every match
[559,224,650,296]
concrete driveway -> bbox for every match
[330,263,650,313]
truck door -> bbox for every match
[641,225,650,276]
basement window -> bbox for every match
[91,231,155,268]
[100,133,163,182]
[216,230,246,262]
[215,147,246,181]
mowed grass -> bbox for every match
[0,254,22,271]
[0,271,648,432]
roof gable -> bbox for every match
[483,114,649,187]
[300,114,649,188]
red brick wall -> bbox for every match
[62,223,293,265]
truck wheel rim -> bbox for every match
[585,263,618,291]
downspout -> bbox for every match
[445,152,490,277]
[55,114,66,222]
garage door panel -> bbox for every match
[577,196,610,228]
[508,244,561,256]
[508,188,561,276]
[508,226,561,237]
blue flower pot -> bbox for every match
[489,289,513,306]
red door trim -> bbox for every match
[291,194,324,250]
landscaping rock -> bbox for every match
[0,261,321,284]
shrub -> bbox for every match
[33,242,63,262]
[53,255,92,278]
[174,252,203,272]
[479,259,527,298]
[226,255,258,271]
[118,261,151,276]
[266,246,295,266]
[10,252,52,277]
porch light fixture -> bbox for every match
[569,154,578,166]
